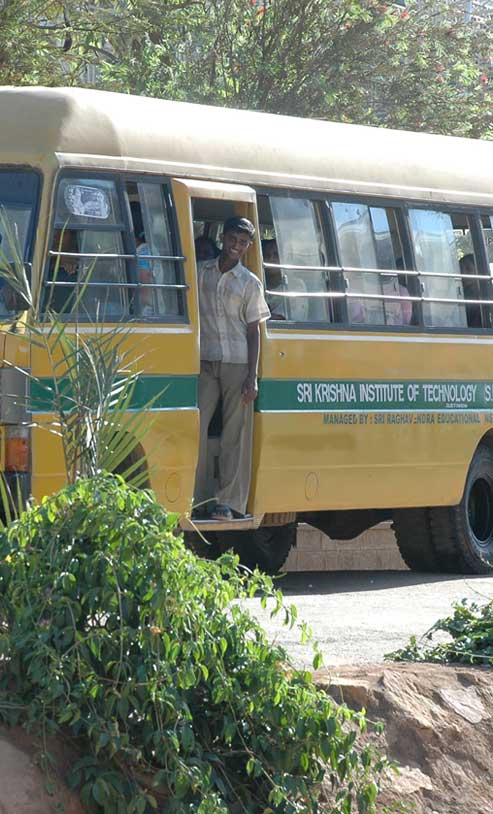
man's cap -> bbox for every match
[223,216,255,240]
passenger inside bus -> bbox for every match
[385,257,413,327]
[459,253,482,328]
[129,201,154,316]
[47,226,129,318]
[47,228,79,313]
[262,238,308,321]
[195,235,220,261]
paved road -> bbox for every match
[245,571,493,668]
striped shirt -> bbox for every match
[198,258,270,364]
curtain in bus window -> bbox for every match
[269,196,328,322]
[409,209,466,329]
[137,182,182,317]
[332,202,386,326]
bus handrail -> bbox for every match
[263,261,493,282]
[49,250,186,262]
[45,281,189,290]
[265,288,492,307]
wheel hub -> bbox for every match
[468,477,493,546]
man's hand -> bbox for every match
[242,374,258,405]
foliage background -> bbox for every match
[0,475,388,813]
[1,0,492,137]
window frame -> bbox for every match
[329,198,413,329]
[403,202,491,333]
[258,188,339,330]
[45,169,188,324]
[257,184,493,335]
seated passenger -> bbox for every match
[459,253,482,328]
[262,238,308,321]
[350,258,412,327]
[130,202,154,317]
[384,260,413,327]
[195,235,220,262]
[47,229,79,313]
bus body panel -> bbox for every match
[31,409,199,513]
[251,330,493,513]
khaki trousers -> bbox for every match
[194,361,253,514]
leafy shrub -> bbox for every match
[387,599,493,665]
[0,476,387,813]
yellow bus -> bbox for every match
[2,85,493,574]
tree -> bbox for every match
[0,1,200,87]
[0,1,492,137]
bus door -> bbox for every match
[171,179,263,526]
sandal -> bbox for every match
[210,504,234,521]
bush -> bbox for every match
[0,476,387,813]
[387,599,493,666]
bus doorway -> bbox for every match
[172,179,297,572]
[172,180,262,526]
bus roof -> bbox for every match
[1,85,492,205]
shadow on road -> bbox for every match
[274,570,493,596]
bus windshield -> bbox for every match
[0,169,39,315]
[0,170,39,261]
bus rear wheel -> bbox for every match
[216,524,297,574]
[392,508,439,572]
[428,445,493,575]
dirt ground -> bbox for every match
[1,662,492,813]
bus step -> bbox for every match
[181,515,256,532]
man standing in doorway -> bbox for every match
[194,216,270,521]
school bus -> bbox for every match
[2,85,493,574]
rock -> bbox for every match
[438,686,487,723]
[317,662,493,814]
[383,764,433,795]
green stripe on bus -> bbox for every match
[256,379,493,412]
[31,374,198,412]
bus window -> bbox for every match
[408,208,471,330]
[47,176,129,320]
[331,201,410,327]
[126,180,185,319]
[262,195,330,323]
[453,213,484,329]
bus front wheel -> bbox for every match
[428,445,493,575]
[216,524,297,574]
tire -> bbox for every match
[184,530,222,561]
[113,443,150,489]
[428,445,493,575]
[216,523,297,574]
[392,508,440,572]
